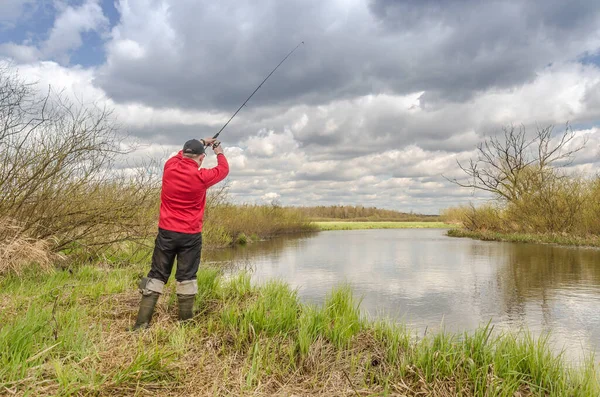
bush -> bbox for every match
[445,175,600,236]
[0,65,160,265]
[203,201,315,248]
[463,204,507,232]
[581,177,600,235]
[446,123,598,238]
[505,172,586,233]
[236,233,248,245]
[440,205,470,224]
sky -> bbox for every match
[1,0,599,214]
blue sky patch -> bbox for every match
[69,30,106,66]
[0,0,121,67]
[101,0,120,28]
[0,2,55,46]
[579,51,600,66]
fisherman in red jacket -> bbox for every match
[130,137,229,330]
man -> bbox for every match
[131,137,229,330]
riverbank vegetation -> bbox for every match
[203,200,316,248]
[444,124,600,247]
[2,262,598,396]
[316,221,453,231]
[447,228,600,248]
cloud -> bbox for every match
[0,0,37,29]
[129,62,597,157]
[42,0,109,63]
[261,192,280,203]
[0,0,109,65]
[2,1,600,213]
[0,42,41,63]
[14,57,600,213]
[94,0,600,113]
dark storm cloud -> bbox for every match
[369,0,600,32]
[95,0,600,115]
[369,0,600,103]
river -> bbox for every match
[206,228,600,363]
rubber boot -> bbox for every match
[177,294,195,322]
[129,292,159,331]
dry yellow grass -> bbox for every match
[0,219,58,276]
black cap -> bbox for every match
[183,139,205,155]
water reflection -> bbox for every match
[204,229,600,363]
[204,232,317,264]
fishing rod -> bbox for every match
[210,41,304,148]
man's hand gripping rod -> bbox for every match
[209,41,304,149]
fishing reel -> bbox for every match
[201,139,221,150]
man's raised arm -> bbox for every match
[199,144,229,188]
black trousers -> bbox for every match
[147,228,202,284]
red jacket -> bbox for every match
[158,151,229,233]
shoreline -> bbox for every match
[447,228,600,249]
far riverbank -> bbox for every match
[314,221,455,231]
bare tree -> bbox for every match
[0,64,45,144]
[447,124,587,202]
[0,65,160,259]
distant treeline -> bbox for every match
[292,205,440,222]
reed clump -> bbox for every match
[203,202,317,248]
[1,264,597,396]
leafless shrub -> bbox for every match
[0,64,160,265]
[446,123,598,236]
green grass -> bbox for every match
[0,262,597,396]
[448,228,600,248]
[315,221,456,231]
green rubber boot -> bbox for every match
[177,294,195,322]
[129,292,159,331]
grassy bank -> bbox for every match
[316,221,455,231]
[1,263,597,396]
[447,228,600,248]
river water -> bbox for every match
[206,228,600,363]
